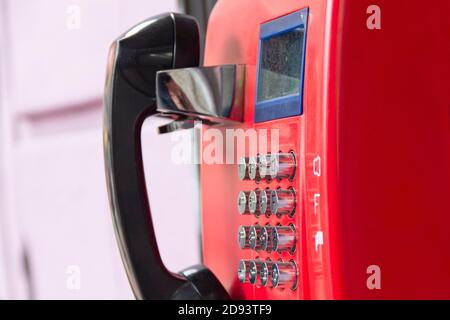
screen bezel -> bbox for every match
[254,8,308,123]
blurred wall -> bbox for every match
[0,0,201,299]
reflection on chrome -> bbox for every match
[156,65,245,124]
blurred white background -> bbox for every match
[0,0,207,299]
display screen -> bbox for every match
[256,28,304,102]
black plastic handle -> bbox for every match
[103,13,228,299]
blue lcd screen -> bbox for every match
[255,9,308,123]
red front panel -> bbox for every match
[201,0,332,300]
[200,0,450,300]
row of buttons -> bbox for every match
[238,224,296,253]
[237,188,296,217]
[238,152,296,181]
[238,259,298,289]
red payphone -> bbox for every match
[104,0,450,299]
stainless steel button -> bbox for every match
[248,156,259,181]
[271,261,298,289]
[272,225,296,253]
[238,226,251,249]
[260,260,275,287]
[248,190,260,215]
[237,191,250,215]
[248,260,258,285]
[260,226,275,252]
[270,188,296,216]
[258,154,274,180]
[259,189,270,216]
[249,260,265,286]
[249,225,263,250]
[270,152,296,180]
[238,157,250,180]
[237,259,251,283]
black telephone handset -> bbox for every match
[103,13,229,300]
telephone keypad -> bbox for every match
[237,152,299,291]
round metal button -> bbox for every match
[260,260,274,287]
[270,188,296,216]
[271,261,298,290]
[249,225,262,250]
[237,157,249,180]
[237,259,251,283]
[249,260,258,285]
[238,226,250,249]
[248,190,259,215]
[259,189,269,216]
[248,156,259,180]
[237,191,250,215]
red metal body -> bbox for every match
[200,0,450,299]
